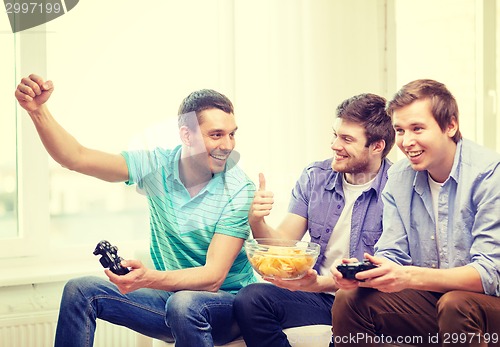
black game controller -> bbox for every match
[93,240,130,275]
[336,259,377,281]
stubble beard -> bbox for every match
[333,155,370,175]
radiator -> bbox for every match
[0,311,147,347]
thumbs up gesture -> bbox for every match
[249,173,275,223]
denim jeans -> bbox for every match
[233,283,334,347]
[54,276,241,347]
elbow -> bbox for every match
[52,144,87,172]
[204,270,227,292]
[57,146,92,175]
[58,154,86,174]
[63,161,91,178]
[63,161,79,172]
[206,277,224,292]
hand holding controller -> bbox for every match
[93,240,130,275]
[336,259,377,281]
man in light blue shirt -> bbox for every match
[331,79,500,346]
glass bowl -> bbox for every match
[245,238,320,280]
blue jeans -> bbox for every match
[54,276,240,347]
[233,283,334,347]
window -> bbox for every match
[0,0,238,263]
[0,18,17,241]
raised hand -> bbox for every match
[15,74,54,112]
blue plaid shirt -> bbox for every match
[288,158,392,271]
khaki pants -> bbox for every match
[331,288,500,347]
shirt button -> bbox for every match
[337,205,341,209]
[431,264,436,268]
[326,229,331,233]
[431,235,435,240]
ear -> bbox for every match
[446,117,459,138]
[179,126,191,146]
[370,139,386,156]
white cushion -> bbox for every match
[151,325,332,346]
[285,325,332,347]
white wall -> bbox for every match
[234,0,388,223]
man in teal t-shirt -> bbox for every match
[15,74,256,347]
[122,144,256,293]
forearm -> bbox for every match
[249,216,280,239]
[29,105,85,171]
[249,213,307,240]
[28,105,128,182]
[146,265,228,292]
[316,274,338,293]
[406,265,484,293]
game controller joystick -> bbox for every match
[336,259,377,281]
[93,240,130,275]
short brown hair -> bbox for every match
[387,79,462,143]
[177,89,234,129]
[336,93,395,158]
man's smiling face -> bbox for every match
[393,99,458,182]
[330,118,371,175]
[191,108,237,175]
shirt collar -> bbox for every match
[413,139,462,193]
[172,146,228,196]
[448,139,463,183]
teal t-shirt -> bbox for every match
[122,145,257,293]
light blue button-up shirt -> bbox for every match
[375,139,500,296]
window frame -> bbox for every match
[1,26,49,258]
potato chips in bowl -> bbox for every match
[245,238,320,280]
